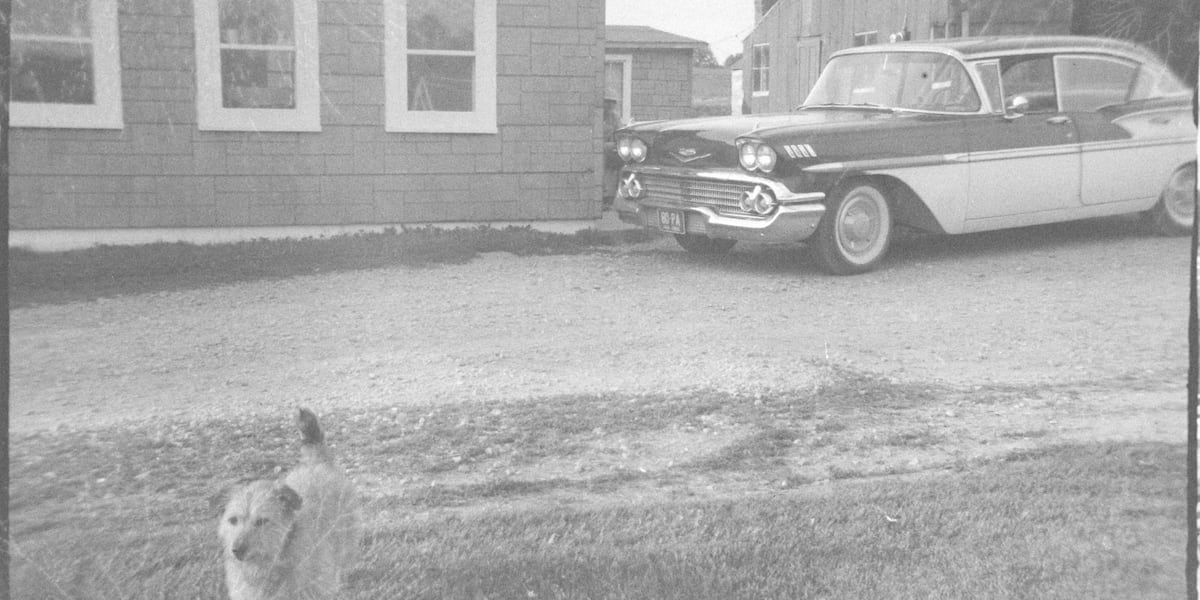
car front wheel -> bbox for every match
[673,233,737,255]
[813,180,893,275]
[1145,163,1195,236]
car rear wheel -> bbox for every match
[673,234,737,255]
[1145,163,1195,236]
[813,181,893,275]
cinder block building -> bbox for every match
[603,25,706,125]
[10,0,607,250]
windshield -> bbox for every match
[804,52,982,113]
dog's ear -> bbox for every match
[274,484,303,515]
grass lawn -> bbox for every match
[9,227,1187,598]
[10,391,1184,599]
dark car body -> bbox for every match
[613,36,1195,274]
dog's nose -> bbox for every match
[232,544,248,561]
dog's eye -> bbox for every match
[254,518,268,527]
[228,516,238,525]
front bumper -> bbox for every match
[615,167,827,243]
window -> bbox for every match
[751,44,769,96]
[385,0,497,133]
[973,61,1003,112]
[194,0,320,131]
[1130,60,1190,100]
[852,31,878,47]
[1000,56,1057,112]
[604,54,633,127]
[11,0,123,129]
[805,52,980,113]
[1055,55,1136,111]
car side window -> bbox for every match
[1055,55,1137,111]
[1130,62,1190,100]
[1000,56,1057,113]
[973,61,1003,113]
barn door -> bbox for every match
[795,38,822,105]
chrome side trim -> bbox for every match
[1080,137,1194,153]
[1112,108,1195,124]
[802,154,962,174]
[801,139,1191,175]
[968,144,1081,162]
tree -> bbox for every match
[723,53,744,68]
[693,45,720,68]
[1072,0,1199,86]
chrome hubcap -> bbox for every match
[1163,165,1196,224]
[837,191,886,260]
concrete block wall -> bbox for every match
[9,0,605,231]
[611,48,696,122]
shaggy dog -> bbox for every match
[215,409,360,600]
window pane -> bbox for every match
[853,32,877,47]
[604,60,625,122]
[408,55,474,111]
[221,48,296,108]
[13,0,90,37]
[806,52,980,112]
[407,0,474,51]
[753,45,769,91]
[219,0,293,45]
[974,62,1002,111]
[12,39,94,104]
[1131,63,1190,100]
[1057,56,1136,111]
[1001,56,1057,112]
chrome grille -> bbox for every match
[641,174,752,213]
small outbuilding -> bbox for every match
[604,25,708,126]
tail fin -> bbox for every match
[297,407,332,464]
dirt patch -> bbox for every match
[10,220,1190,503]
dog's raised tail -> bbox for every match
[297,407,333,464]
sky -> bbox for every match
[605,0,756,63]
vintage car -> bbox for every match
[612,36,1196,274]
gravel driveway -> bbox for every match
[11,217,1190,450]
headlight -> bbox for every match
[617,137,632,162]
[617,136,647,163]
[739,142,758,170]
[739,140,778,172]
[755,145,778,173]
[629,138,647,163]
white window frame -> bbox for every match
[193,0,321,132]
[384,0,497,134]
[10,0,124,129]
[604,54,633,125]
[853,31,879,47]
[751,43,770,97]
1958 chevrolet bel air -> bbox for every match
[613,36,1196,274]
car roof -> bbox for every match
[833,35,1158,62]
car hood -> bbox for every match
[624,109,901,143]
[621,108,937,169]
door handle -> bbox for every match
[1045,115,1072,125]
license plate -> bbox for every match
[657,209,685,234]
